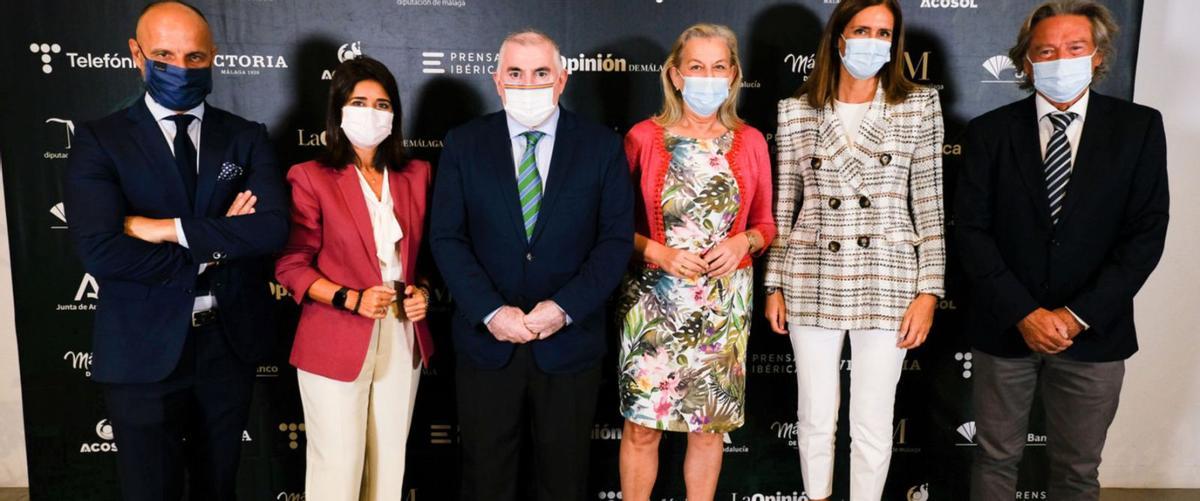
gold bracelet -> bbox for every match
[745,232,761,253]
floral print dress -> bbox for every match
[617,130,752,433]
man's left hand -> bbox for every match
[123,216,177,244]
[1052,307,1085,339]
[524,300,567,340]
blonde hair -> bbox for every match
[653,23,744,130]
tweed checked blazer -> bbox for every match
[764,85,945,330]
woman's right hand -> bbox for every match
[765,290,788,335]
[225,190,257,217]
[352,285,397,320]
[652,245,709,280]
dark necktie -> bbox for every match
[167,114,198,207]
[1043,112,1077,225]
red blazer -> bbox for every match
[276,159,434,382]
[624,119,776,268]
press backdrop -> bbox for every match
[0,1,1144,499]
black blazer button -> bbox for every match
[828,198,841,209]
[857,236,870,248]
[810,157,822,169]
[858,196,871,208]
[828,241,841,252]
[880,153,892,165]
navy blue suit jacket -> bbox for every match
[431,109,634,373]
[956,92,1169,362]
[65,97,289,384]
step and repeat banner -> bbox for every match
[0,1,1143,499]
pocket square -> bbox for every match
[218,162,244,181]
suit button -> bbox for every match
[859,196,871,208]
[828,241,841,252]
[213,282,223,289]
[212,251,224,260]
[810,158,822,169]
[880,153,892,165]
[1050,239,1060,247]
[857,236,870,248]
[526,252,534,262]
[185,288,194,295]
[828,198,841,209]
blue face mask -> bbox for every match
[1027,51,1095,103]
[840,35,892,80]
[137,43,213,111]
[681,76,730,117]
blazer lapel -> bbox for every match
[335,166,379,270]
[195,108,227,216]
[1057,93,1114,226]
[530,110,577,244]
[847,86,890,193]
[821,85,887,195]
[388,167,414,284]
[1007,96,1052,228]
[485,114,529,243]
[126,101,191,215]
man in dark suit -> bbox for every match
[956,2,1169,500]
[63,2,288,500]
[430,30,634,501]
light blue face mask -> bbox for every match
[1027,51,1096,103]
[681,76,730,117]
[840,35,892,80]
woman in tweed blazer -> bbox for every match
[762,0,945,499]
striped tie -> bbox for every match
[517,130,545,240]
[1044,112,1077,225]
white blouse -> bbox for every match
[354,167,404,284]
[835,99,871,146]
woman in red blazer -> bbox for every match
[275,57,433,500]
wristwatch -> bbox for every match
[332,287,350,310]
[765,286,782,295]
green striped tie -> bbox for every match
[517,131,545,240]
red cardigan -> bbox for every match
[624,119,776,269]
[275,159,434,382]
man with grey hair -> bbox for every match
[431,29,633,501]
[956,1,1169,500]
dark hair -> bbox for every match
[796,0,917,108]
[1008,0,1119,90]
[318,56,408,172]
[139,1,208,23]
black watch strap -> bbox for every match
[332,287,350,310]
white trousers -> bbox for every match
[788,326,907,501]
[297,317,420,501]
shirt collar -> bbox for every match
[506,106,560,141]
[144,93,205,123]
[1035,90,1088,124]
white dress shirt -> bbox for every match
[1034,90,1091,330]
[1036,90,1088,162]
[484,107,570,326]
[506,106,560,184]
[144,94,215,313]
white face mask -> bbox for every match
[340,106,393,149]
[1026,51,1096,104]
[503,83,557,128]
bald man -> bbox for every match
[63,1,287,499]
[431,30,633,501]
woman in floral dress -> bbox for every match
[618,23,775,501]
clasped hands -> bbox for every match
[655,233,751,280]
[487,302,566,344]
[1018,307,1084,354]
